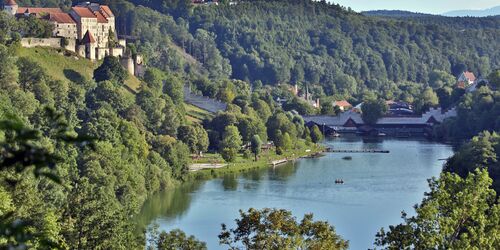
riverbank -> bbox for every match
[185,144,325,181]
[138,138,455,250]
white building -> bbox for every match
[3,0,17,15]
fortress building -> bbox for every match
[3,0,125,60]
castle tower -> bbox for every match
[3,0,18,15]
[82,30,96,60]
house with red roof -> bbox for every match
[333,100,352,112]
[456,71,476,88]
[47,13,77,39]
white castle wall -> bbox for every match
[21,37,77,52]
[21,38,63,48]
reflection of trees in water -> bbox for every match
[135,181,203,231]
[222,174,238,191]
[136,162,301,234]
[241,169,264,181]
[270,162,299,181]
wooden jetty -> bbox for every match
[326,148,389,154]
[271,159,289,167]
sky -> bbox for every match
[329,0,500,14]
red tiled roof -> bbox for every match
[456,81,466,89]
[17,7,64,15]
[82,30,96,43]
[334,100,352,107]
[5,0,17,6]
[71,7,96,18]
[48,13,76,24]
[463,71,476,81]
[100,5,114,17]
[94,11,108,23]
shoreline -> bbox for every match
[185,145,326,181]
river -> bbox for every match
[137,137,454,249]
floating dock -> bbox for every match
[271,159,289,167]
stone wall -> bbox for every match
[21,37,77,52]
[65,38,76,52]
[21,38,63,49]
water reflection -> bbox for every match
[222,174,238,191]
[269,161,299,181]
[241,168,264,181]
[138,138,454,250]
[136,181,203,229]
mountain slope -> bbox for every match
[362,10,435,18]
[443,5,500,17]
[181,1,499,89]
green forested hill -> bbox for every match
[108,0,500,100]
[363,10,500,29]
[187,0,499,84]
[13,0,500,100]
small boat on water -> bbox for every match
[335,179,344,184]
[342,156,352,160]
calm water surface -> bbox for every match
[138,137,454,249]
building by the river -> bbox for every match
[303,107,457,137]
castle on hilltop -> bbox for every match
[2,0,126,61]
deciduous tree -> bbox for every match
[219,208,348,250]
[375,169,500,249]
[250,135,262,161]
[220,125,242,162]
[361,99,388,125]
[93,56,128,83]
[310,125,323,143]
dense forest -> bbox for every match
[0,2,314,247]
[1,0,500,249]
[14,0,500,102]
[118,0,499,94]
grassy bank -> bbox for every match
[16,47,142,92]
[186,143,325,181]
[184,103,213,124]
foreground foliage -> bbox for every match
[219,208,348,250]
[445,131,500,193]
[376,169,500,249]
[148,227,207,250]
